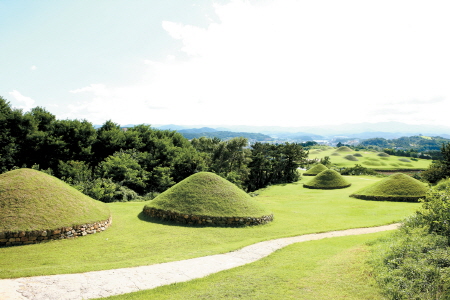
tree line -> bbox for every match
[0,96,308,201]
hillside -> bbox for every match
[179,131,273,141]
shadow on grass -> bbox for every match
[137,211,194,228]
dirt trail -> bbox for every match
[0,223,399,300]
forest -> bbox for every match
[0,96,307,202]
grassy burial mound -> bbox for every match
[336,146,353,152]
[350,173,428,202]
[377,152,390,157]
[303,169,351,189]
[303,163,328,176]
[344,154,359,161]
[143,172,273,226]
[0,169,111,246]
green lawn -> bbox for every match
[99,232,389,300]
[0,175,419,279]
[308,148,431,170]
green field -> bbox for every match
[308,148,431,170]
[0,175,419,280]
[100,232,389,300]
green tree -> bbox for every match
[96,149,148,193]
[91,120,126,165]
[422,142,450,184]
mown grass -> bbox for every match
[0,169,110,231]
[145,172,271,217]
[99,232,389,300]
[309,148,431,170]
[0,176,419,279]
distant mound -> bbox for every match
[336,146,353,152]
[331,152,341,156]
[143,172,272,226]
[377,152,390,157]
[354,153,363,157]
[303,163,328,176]
[344,154,359,161]
[350,173,427,202]
[0,169,110,246]
[303,169,351,189]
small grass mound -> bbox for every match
[377,152,390,157]
[336,146,353,152]
[350,173,428,202]
[344,155,359,161]
[303,163,328,176]
[331,152,341,156]
[398,158,411,162]
[0,169,110,232]
[353,153,363,157]
[303,169,351,189]
[143,172,272,224]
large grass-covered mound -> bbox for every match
[0,168,110,232]
[303,163,328,176]
[336,146,353,152]
[350,173,428,202]
[144,172,272,223]
[303,169,351,189]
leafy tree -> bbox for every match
[91,120,126,165]
[96,149,148,193]
[422,143,450,184]
[246,142,308,191]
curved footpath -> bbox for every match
[0,223,399,300]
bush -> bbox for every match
[371,227,450,300]
[371,186,450,299]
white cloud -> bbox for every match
[30,65,37,71]
[67,0,450,127]
[8,90,35,112]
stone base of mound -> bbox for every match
[0,216,112,247]
[350,194,423,202]
[143,207,273,227]
[303,184,351,189]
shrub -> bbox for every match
[370,186,450,299]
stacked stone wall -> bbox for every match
[0,216,112,247]
[143,207,273,226]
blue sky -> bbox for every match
[2,0,450,128]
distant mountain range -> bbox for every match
[118,122,450,140]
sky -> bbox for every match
[1,0,450,128]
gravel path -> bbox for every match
[0,223,399,300]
